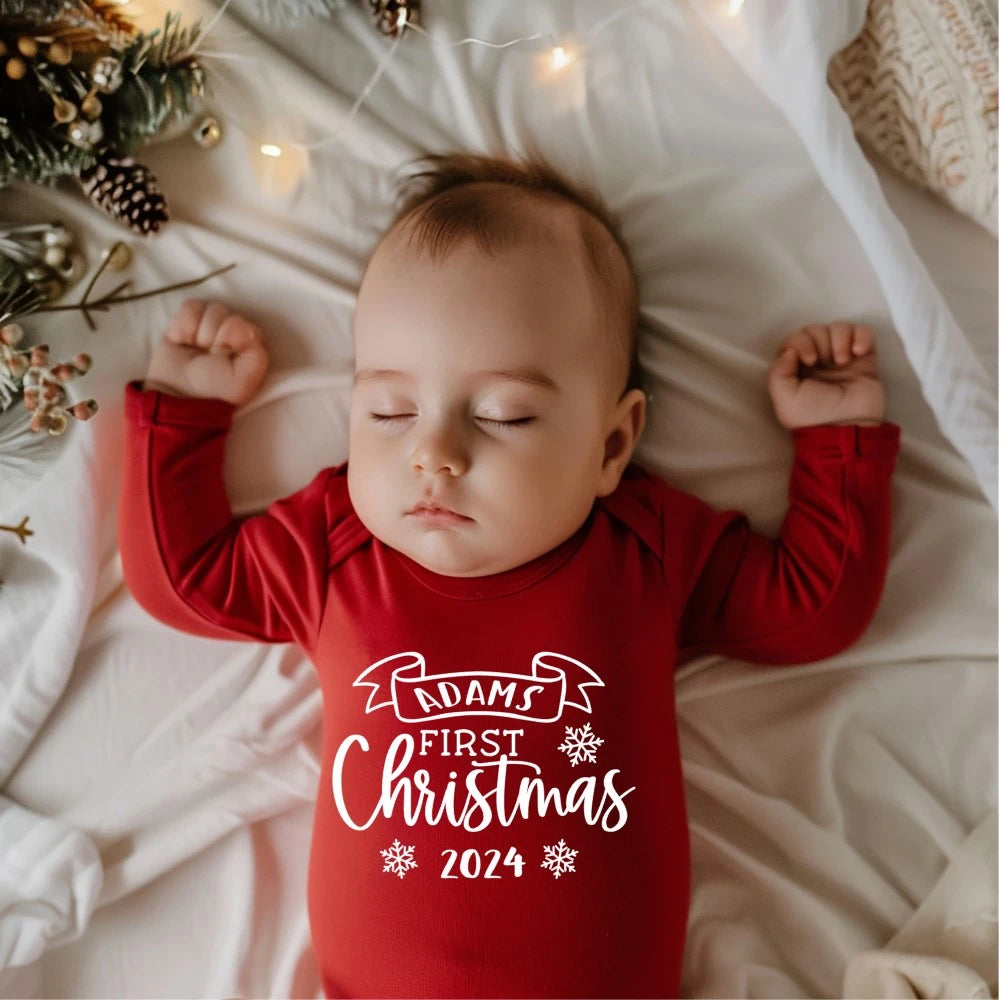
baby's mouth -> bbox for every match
[407,501,473,521]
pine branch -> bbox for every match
[0,3,206,188]
[0,281,44,326]
[138,11,203,70]
[82,12,206,152]
[0,120,96,187]
[103,59,204,151]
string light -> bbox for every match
[250,137,310,196]
[187,0,750,191]
[286,0,662,155]
[550,45,571,70]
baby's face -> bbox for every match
[347,225,644,578]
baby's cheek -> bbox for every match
[507,459,565,513]
[346,457,384,520]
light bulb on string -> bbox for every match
[189,0,698,190]
[535,35,583,109]
[250,135,310,198]
[550,45,571,71]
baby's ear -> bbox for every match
[598,388,647,494]
[620,386,647,443]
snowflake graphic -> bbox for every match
[557,721,605,766]
[380,838,418,878]
[540,838,578,879]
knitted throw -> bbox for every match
[828,0,998,235]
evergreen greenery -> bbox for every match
[0,4,205,187]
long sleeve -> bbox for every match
[674,421,902,666]
[118,379,347,651]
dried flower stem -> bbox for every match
[0,517,33,544]
[35,261,238,329]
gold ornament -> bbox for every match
[192,116,221,149]
[52,96,77,124]
[46,40,72,66]
[16,36,38,58]
[100,242,132,270]
[6,57,26,80]
[80,91,102,120]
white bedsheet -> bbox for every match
[0,1,996,997]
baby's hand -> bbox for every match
[144,298,269,406]
[766,322,886,430]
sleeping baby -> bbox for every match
[119,150,901,999]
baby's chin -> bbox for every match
[393,523,535,579]
[400,536,505,579]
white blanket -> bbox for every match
[693,0,998,512]
[842,809,997,999]
[0,1,995,997]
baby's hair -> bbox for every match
[377,149,642,402]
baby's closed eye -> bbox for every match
[368,413,535,429]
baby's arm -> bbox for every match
[118,299,339,652]
[675,322,900,666]
[674,420,901,666]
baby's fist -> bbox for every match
[145,299,269,406]
[766,322,886,430]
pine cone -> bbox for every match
[366,0,421,38]
[77,148,169,235]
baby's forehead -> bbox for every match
[377,194,585,265]
[356,194,630,400]
[357,205,620,369]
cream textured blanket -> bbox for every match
[829,0,999,236]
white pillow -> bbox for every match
[828,0,998,235]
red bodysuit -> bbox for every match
[118,379,901,999]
